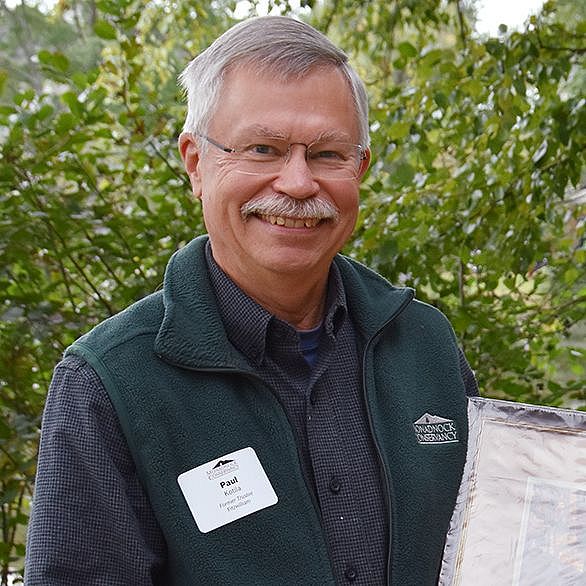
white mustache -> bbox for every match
[240,194,339,222]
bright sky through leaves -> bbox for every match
[475,0,545,34]
[6,0,546,35]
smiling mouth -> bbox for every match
[258,214,321,228]
[241,194,339,227]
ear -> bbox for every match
[178,132,203,199]
[357,147,371,180]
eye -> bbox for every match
[309,143,352,162]
[252,144,275,155]
[242,143,284,158]
[313,149,344,160]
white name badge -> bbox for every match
[177,446,279,533]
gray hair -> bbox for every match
[178,16,370,146]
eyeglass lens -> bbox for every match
[233,139,363,179]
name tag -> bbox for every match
[177,446,278,533]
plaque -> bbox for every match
[439,396,586,585]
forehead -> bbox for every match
[208,66,360,142]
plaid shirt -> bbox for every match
[206,245,387,584]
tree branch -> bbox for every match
[147,138,191,187]
[455,0,468,50]
[13,167,117,315]
[535,27,586,54]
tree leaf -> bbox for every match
[94,20,117,40]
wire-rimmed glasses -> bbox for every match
[197,133,367,180]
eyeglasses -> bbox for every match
[197,133,367,180]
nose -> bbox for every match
[272,144,320,199]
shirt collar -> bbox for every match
[205,242,348,366]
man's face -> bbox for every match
[179,66,370,289]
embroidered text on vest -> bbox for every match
[413,413,460,444]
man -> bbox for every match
[25,16,478,586]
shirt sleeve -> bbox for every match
[458,348,479,397]
[25,355,168,586]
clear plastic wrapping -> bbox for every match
[439,396,586,586]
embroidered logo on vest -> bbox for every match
[206,458,240,480]
[413,413,459,445]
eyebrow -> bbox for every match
[235,125,354,144]
[312,129,354,143]
[235,124,288,141]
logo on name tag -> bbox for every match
[413,413,459,444]
[207,459,239,480]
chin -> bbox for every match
[261,251,330,276]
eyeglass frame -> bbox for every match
[194,132,368,180]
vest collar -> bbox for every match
[333,254,415,338]
[154,236,414,371]
[154,236,251,371]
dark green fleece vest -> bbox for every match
[67,236,469,586]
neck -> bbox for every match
[214,259,330,330]
[248,277,328,330]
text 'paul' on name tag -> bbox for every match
[177,446,278,533]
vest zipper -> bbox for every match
[240,371,326,527]
[360,290,415,586]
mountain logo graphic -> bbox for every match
[207,458,239,480]
[413,413,459,444]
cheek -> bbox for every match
[332,184,360,214]
[336,189,360,236]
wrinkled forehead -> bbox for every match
[209,63,358,128]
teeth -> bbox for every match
[259,214,319,228]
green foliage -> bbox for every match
[0,0,584,581]
[312,0,585,407]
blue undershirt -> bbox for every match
[297,325,322,368]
